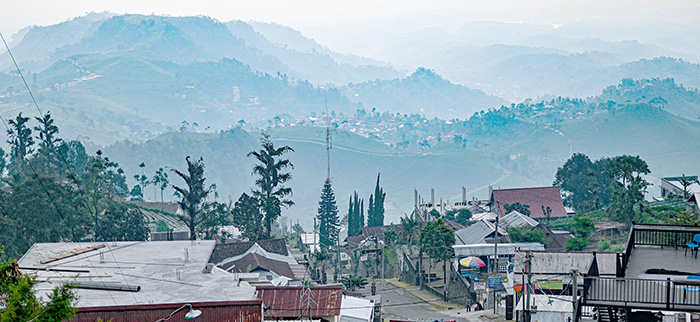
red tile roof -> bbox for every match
[490,186,567,219]
[256,285,343,318]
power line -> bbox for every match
[0,31,138,306]
[0,32,42,116]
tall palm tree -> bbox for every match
[171,156,213,240]
[248,133,294,239]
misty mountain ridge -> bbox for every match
[0,14,402,86]
[371,19,700,100]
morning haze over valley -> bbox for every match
[1,1,700,230]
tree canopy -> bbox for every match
[419,218,455,262]
[0,245,76,322]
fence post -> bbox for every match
[666,278,671,309]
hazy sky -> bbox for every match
[3,0,699,54]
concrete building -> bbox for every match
[18,240,262,321]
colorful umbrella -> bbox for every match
[459,256,486,268]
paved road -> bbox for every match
[356,280,488,322]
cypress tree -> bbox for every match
[367,173,385,227]
[348,191,364,237]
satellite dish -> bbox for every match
[185,308,202,319]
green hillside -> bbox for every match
[561,103,700,177]
[103,127,507,228]
[0,54,359,144]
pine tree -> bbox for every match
[317,178,339,248]
[367,173,385,227]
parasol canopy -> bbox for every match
[459,256,486,268]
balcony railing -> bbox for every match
[616,223,700,277]
[584,276,700,311]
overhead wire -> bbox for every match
[0,30,140,306]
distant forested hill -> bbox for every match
[102,99,700,229]
[342,68,508,119]
[103,127,506,228]
[0,54,358,144]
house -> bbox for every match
[219,252,296,283]
[340,295,374,322]
[300,233,320,253]
[512,250,617,283]
[500,211,538,229]
[471,211,498,222]
[209,239,307,281]
[660,175,700,198]
[454,220,507,245]
[345,223,420,248]
[17,240,262,321]
[453,243,544,273]
[515,294,573,322]
[531,223,573,251]
[490,186,568,219]
[255,285,343,321]
[687,193,700,213]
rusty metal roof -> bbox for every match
[256,285,343,318]
[70,300,263,322]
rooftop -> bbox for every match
[490,186,567,219]
[500,210,538,229]
[18,241,258,307]
[454,220,506,245]
[219,252,296,280]
[256,285,343,318]
[209,238,289,264]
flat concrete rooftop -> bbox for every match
[626,245,700,280]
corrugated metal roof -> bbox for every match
[256,285,343,318]
[455,220,506,245]
[70,300,263,322]
[500,211,538,229]
[453,243,544,257]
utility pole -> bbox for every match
[381,242,385,279]
[525,252,533,322]
[493,202,500,314]
[572,269,579,321]
[419,247,424,288]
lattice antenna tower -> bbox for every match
[299,286,317,321]
[325,92,332,180]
